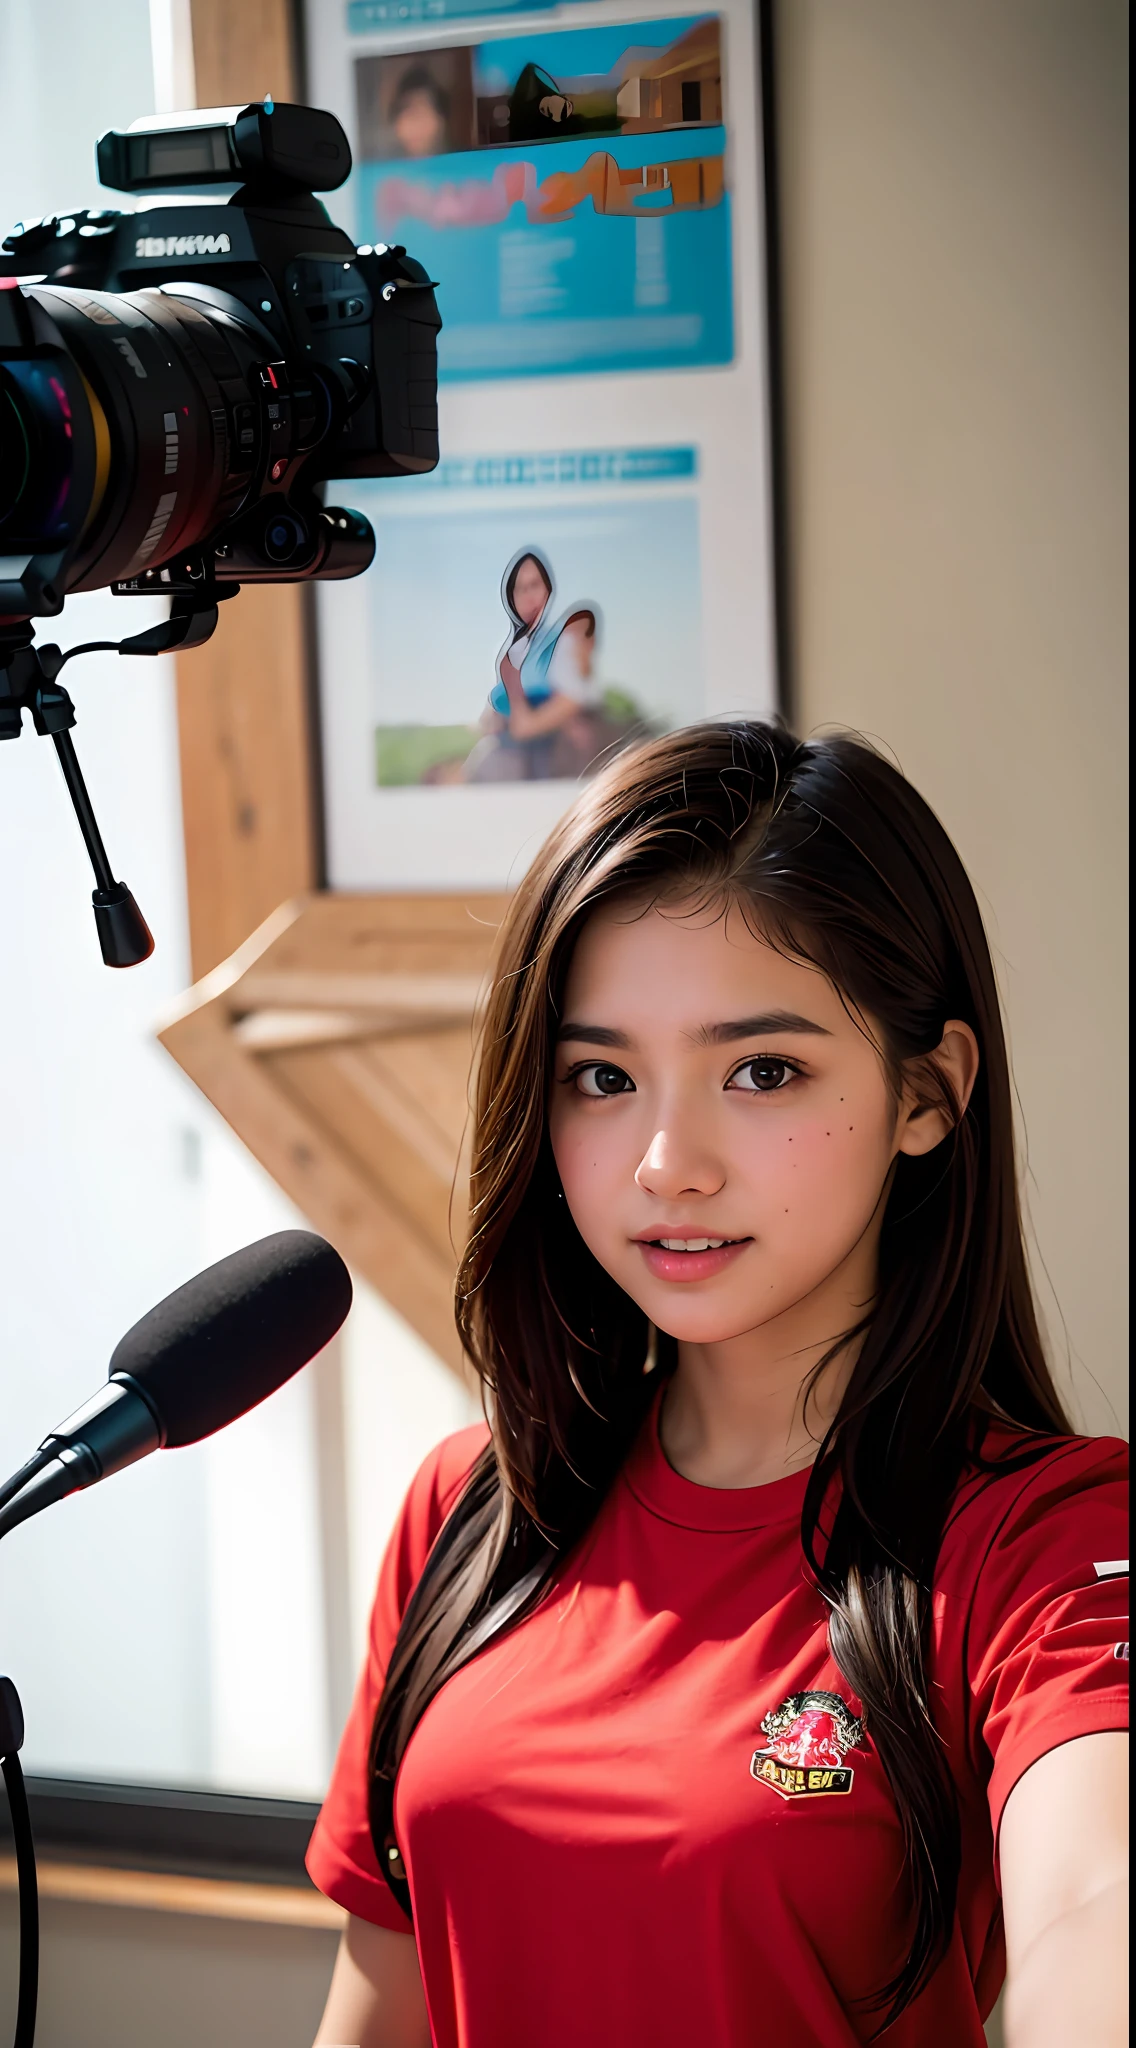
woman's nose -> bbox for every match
[634,1124,725,1201]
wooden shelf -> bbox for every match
[158,892,508,1375]
[0,1854,344,1929]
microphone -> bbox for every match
[0,1231,353,1543]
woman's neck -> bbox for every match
[660,1259,874,1490]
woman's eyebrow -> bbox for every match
[556,1022,631,1048]
[556,1012,831,1049]
[692,1011,833,1045]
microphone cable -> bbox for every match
[0,1678,38,2048]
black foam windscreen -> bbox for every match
[108,1231,353,1448]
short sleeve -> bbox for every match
[305,1423,490,1929]
[961,1436,1129,1847]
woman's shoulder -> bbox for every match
[407,1420,494,1534]
[932,1421,1128,1839]
[936,1417,1128,1594]
[379,1422,492,1616]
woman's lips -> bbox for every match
[634,1237,751,1283]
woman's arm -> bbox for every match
[1000,1730,1128,2047]
[497,657,579,740]
[504,687,581,739]
[313,1916,431,2048]
[499,617,594,738]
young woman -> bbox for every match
[310,723,1128,2048]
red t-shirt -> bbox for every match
[307,1408,1128,2048]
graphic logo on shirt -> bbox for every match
[750,1691,864,1799]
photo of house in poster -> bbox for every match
[353,16,732,380]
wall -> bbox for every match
[0,0,155,224]
[775,0,1129,1438]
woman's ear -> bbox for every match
[895,1020,981,1158]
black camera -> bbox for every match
[0,102,440,969]
[0,99,440,623]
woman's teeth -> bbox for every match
[657,1238,728,1251]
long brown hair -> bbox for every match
[369,722,1070,2023]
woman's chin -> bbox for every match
[644,1298,802,1350]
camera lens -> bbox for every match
[0,374,31,524]
[263,511,309,563]
[0,355,110,543]
[1,284,269,608]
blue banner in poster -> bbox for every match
[363,445,699,491]
[352,15,733,380]
[350,0,571,25]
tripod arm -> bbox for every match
[0,633,154,967]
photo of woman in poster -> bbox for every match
[462,548,641,783]
[388,67,452,159]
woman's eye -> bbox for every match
[575,1063,634,1097]
[728,1057,796,1093]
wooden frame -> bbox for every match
[0,1856,343,1929]
[178,0,321,982]
[0,1772,334,1921]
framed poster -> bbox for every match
[305,0,777,890]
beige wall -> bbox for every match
[775,0,1129,1437]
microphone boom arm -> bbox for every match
[0,1379,162,1544]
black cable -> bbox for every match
[0,1749,39,2048]
[0,1449,56,1516]
[51,642,120,669]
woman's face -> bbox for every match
[393,90,446,158]
[511,558,551,627]
[548,898,971,1350]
